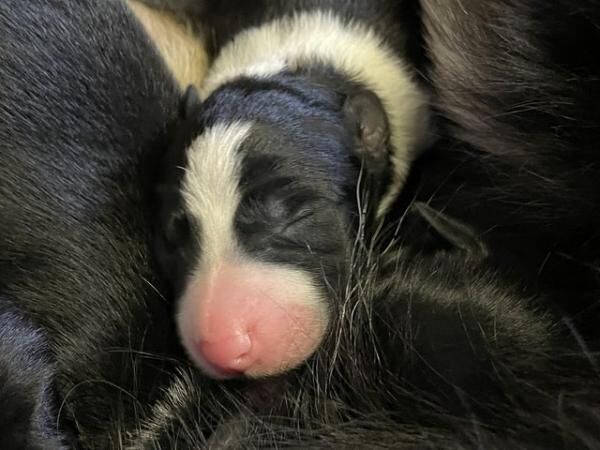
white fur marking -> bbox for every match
[201,11,430,216]
[182,122,251,268]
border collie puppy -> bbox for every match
[153,1,430,380]
[127,205,600,449]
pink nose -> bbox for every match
[197,334,254,375]
[177,262,328,379]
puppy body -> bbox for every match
[153,0,430,379]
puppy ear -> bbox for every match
[412,202,489,259]
[180,84,201,119]
[343,90,390,177]
[344,90,393,228]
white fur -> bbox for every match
[127,0,209,89]
[181,122,251,268]
[201,10,430,216]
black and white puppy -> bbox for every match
[130,204,600,449]
[153,1,430,379]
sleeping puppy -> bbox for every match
[127,204,600,449]
[151,0,431,380]
[2,0,599,448]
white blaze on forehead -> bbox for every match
[181,121,252,268]
[178,123,331,379]
[201,11,431,217]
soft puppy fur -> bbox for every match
[0,0,194,446]
[1,0,600,448]
[402,0,600,340]
[0,300,64,449]
[124,207,600,448]
[151,0,430,379]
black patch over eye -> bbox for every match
[163,209,191,250]
[280,208,316,234]
[238,189,314,229]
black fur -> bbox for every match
[155,71,369,296]
[125,214,600,448]
[0,0,190,446]
[399,0,600,342]
[0,299,64,449]
[143,0,600,446]
[2,0,600,448]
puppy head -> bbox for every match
[154,80,392,378]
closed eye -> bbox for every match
[280,209,316,234]
[164,209,191,249]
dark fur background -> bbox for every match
[0,0,599,448]
[403,0,600,341]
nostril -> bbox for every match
[197,333,255,374]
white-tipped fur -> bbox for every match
[127,0,209,89]
[200,11,431,216]
[182,122,251,268]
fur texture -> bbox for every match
[1,0,600,448]
[0,0,188,446]
[127,0,209,89]
[123,225,600,448]
[0,300,64,449]
[136,0,600,446]
[399,0,600,342]
[198,10,430,212]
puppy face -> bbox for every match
[154,77,391,379]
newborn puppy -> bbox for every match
[152,0,430,380]
[129,204,600,449]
